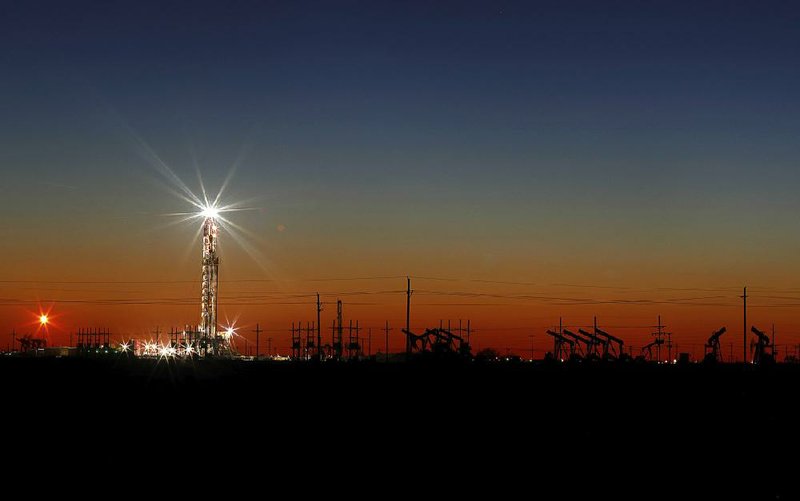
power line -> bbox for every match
[0,275,406,285]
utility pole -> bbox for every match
[317,293,322,361]
[667,331,673,363]
[252,323,262,359]
[741,287,747,365]
[346,319,352,360]
[406,277,412,358]
[594,316,599,358]
[729,342,734,363]
[652,316,667,363]
[336,300,344,361]
[383,321,391,362]
[658,315,663,362]
[152,326,161,344]
[772,324,776,361]
[268,337,272,357]
[11,329,15,352]
[368,328,372,357]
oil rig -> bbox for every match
[199,209,230,356]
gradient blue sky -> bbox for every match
[2,1,800,355]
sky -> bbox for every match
[2,1,800,360]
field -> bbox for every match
[2,357,794,497]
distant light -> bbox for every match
[39,314,48,326]
[201,206,219,219]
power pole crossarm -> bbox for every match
[406,277,412,359]
[741,287,748,365]
[317,293,323,361]
[383,321,392,363]
[252,323,263,359]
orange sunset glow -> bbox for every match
[5,3,800,497]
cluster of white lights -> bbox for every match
[130,340,197,359]
[117,325,239,358]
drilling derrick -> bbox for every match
[200,215,222,356]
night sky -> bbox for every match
[2,1,800,358]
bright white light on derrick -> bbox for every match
[201,206,220,219]
[39,315,48,326]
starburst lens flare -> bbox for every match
[201,206,220,219]
[148,157,266,357]
[39,314,48,326]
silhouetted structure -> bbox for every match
[331,300,344,361]
[578,328,606,359]
[593,326,626,360]
[401,327,471,359]
[641,338,664,362]
[306,322,316,360]
[405,277,412,359]
[291,322,302,359]
[562,329,595,360]
[252,323,262,359]
[704,327,727,364]
[545,329,574,361]
[347,320,361,360]
[75,328,110,352]
[750,326,774,364]
[650,316,669,362]
[169,326,197,353]
[16,334,46,352]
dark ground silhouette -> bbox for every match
[2,357,795,498]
